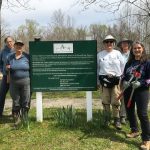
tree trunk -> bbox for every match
[0,0,2,49]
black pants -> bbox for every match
[124,87,150,141]
[0,75,9,115]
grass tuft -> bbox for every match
[53,105,77,128]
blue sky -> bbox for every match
[2,0,116,29]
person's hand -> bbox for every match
[122,81,129,89]
[131,81,141,89]
[6,65,10,70]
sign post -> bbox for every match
[34,37,43,122]
[36,92,43,122]
[85,36,93,122]
[86,91,92,121]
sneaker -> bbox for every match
[114,118,122,130]
[126,131,140,138]
[140,141,150,150]
[120,117,126,125]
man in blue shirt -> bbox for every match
[0,36,14,117]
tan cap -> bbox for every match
[15,40,24,45]
[117,38,133,47]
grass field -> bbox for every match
[6,91,101,100]
[0,107,141,150]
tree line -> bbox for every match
[1,8,150,56]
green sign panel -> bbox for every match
[29,41,97,91]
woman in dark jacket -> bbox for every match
[122,41,150,150]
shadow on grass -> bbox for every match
[0,115,14,124]
[77,110,140,149]
[50,108,140,149]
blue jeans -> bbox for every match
[0,75,9,115]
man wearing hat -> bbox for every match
[117,38,133,125]
[97,35,124,130]
[117,38,133,63]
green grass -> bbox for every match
[0,108,141,150]
[6,91,100,100]
[32,91,100,99]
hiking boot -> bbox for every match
[120,117,126,125]
[13,112,21,127]
[140,141,150,150]
[22,108,29,125]
[114,118,122,130]
[126,131,140,138]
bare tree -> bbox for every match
[89,24,108,50]
[0,0,31,48]
[76,0,150,54]
[0,0,3,48]
[75,26,87,40]
[46,9,76,41]
[76,0,150,34]
[76,0,150,14]
[1,18,10,46]
[13,19,44,51]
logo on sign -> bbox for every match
[53,43,73,54]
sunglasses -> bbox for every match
[105,41,114,44]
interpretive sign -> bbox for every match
[29,40,97,91]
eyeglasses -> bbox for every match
[105,41,114,44]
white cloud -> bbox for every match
[2,0,116,30]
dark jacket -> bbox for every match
[123,60,150,88]
[0,45,14,75]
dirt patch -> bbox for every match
[4,98,103,110]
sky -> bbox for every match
[2,0,116,30]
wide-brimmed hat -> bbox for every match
[103,35,117,43]
[14,40,24,46]
[117,38,133,47]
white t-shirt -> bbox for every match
[97,49,125,77]
[122,51,130,64]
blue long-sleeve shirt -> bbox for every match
[7,52,30,80]
[122,60,150,88]
[0,45,14,75]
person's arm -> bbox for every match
[97,52,100,87]
[119,52,126,74]
[6,54,11,83]
[0,51,3,73]
[138,61,150,87]
[121,63,128,82]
